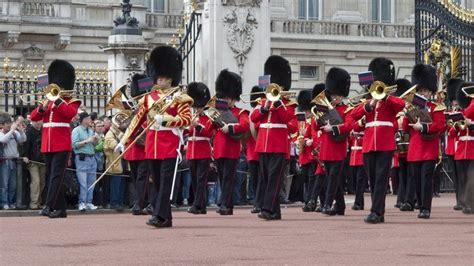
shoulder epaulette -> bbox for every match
[285,100,297,107]
[434,103,446,112]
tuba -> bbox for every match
[400,85,436,140]
[310,90,347,142]
[204,96,244,140]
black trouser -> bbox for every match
[259,153,286,215]
[216,158,238,209]
[323,160,345,210]
[301,163,316,203]
[149,159,176,221]
[364,151,393,216]
[433,162,442,194]
[44,151,69,211]
[249,160,264,208]
[129,160,149,209]
[456,160,472,208]
[396,157,408,204]
[313,173,326,205]
[447,156,459,205]
[409,160,436,212]
[190,158,210,210]
[353,165,367,207]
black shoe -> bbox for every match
[323,206,343,216]
[462,207,473,214]
[400,203,414,212]
[351,204,364,211]
[258,210,281,220]
[144,204,154,215]
[364,213,384,224]
[394,202,402,208]
[111,204,124,212]
[187,206,207,214]
[414,203,420,210]
[48,209,67,219]
[39,206,51,216]
[217,206,233,215]
[453,204,463,211]
[315,206,322,212]
[250,207,261,214]
[302,200,316,212]
[418,209,430,219]
[321,205,332,215]
[146,216,173,228]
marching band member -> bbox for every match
[310,83,326,212]
[351,58,405,223]
[393,78,412,209]
[446,78,463,211]
[402,64,446,219]
[116,46,193,228]
[350,119,366,210]
[251,55,296,220]
[186,82,213,215]
[296,90,317,212]
[454,82,474,214]
[248,86,264,214]
[314,67,353,216]
[212,70,250,215]
[30,60,81,218]
[126,74,152,216]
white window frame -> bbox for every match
[147,0,167,13]
[373,0,394,24]
[299,0,322,21]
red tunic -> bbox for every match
[349,132,364,166]
[30,98,81,153]
[186,114,214,160]
[246,110,260,162]
[402,102,446,162]
[452,108,474,160]
[350,95,405,153]
[464,100,474,119]
[251,99,295,154]
[298,120,314,166]
[212,107,250,159]
[313,104,353,161]
[445,124,457,156]
[123,142,146,161]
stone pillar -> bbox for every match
[102,0,149,95]
[198,0,271,107]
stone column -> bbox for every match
[198,0,271,106]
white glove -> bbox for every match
[305,139,313,147]
[115,142,125,153]
[221,124,230,133]
[154,114,164,125]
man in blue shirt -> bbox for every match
[72,112,98,211]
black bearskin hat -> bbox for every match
[411,64,437,93]
[264,55,292,91]
[368,57,395,86]
[130,73,148,98]
[312,83,325,99]
[250,86,264,108]
[394,78,412,97]
[48,59,75,90]
[215,69,242,101]
[146,46,183,87]
[325,67,350,97]
[456,82,474,108]
[187,82,211,108]
[447,78,464,103]
[297,89,313,112]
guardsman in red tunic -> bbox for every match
[124,74,152,216]
[211,70,250,215]
[251,55,295,220]
[393,78,412,209]
[185,82,213,215]
[313,67,354,216]
[295,90,317,212]
[350,119,366,210]
[402,64,446,219]
[248,86,264,214]
[30,60,81,218]
[446,78,464,211]
[454,83,474,214]
[116,46,192,228]
[351,58,405,223]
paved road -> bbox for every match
[1,194,473,265]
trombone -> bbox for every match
[347,81,397,103]
[240,83,297,102]
[18,84,75,104]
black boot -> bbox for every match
[39,206,50,216]
[250,207,261,213]
[48,209,67,219]
[146,216,172,228]
[187,206,207,214]
[364,213,384,224]
[418,209,430,219]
